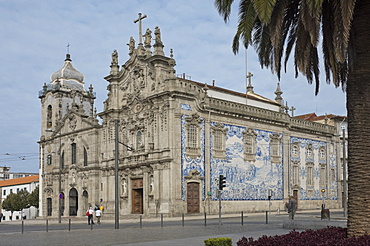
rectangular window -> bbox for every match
[307,165,314,186]
[320,165,326,186]
[71,143,76,164]
[187,125,197,148]
[293,164,299,185]
[331,168,336,183]
[245,135,254,154]
[3,190,5,196]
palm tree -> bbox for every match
[215,0,369,237]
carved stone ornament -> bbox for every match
[184,169,204,181]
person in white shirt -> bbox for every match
[95,209,102,225]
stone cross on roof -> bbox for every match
[134,13,147,44]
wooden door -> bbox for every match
[132,189,143,214]
[187,182,200,213]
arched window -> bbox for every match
[47,105,52,128]
[71,143,76,164]
[47,154,52,165]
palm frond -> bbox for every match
[252,0,277,24]
[214,0,235,22]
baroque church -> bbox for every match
[38,23,343,219]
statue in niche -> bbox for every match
[149,175,154,194]
[144,28,152,47]
[154,26,162,45]
[122,179,127,196]
[111,50,118,65]
[128,37,135,55]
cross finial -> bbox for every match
[134,13,147,44]
[67,43,70,54]
[290,106,296,117]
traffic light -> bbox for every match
[219,175,226,190]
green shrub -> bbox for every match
[204,237,232,246]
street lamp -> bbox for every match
[46,129,62,223]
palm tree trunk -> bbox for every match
[346,0,370,237]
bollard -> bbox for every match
[46,219,48,232]
[161,214,163,227]
[140,215,142,228]
[182,213,184,227]
[69,219,71,231]
[204,213,207,226]
[21,220,24,234]
[266,211,268,224]
[241,211,244,225]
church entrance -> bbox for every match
[187,182,200,213]
[131,179,143,214]
[47,198,52,216]
[69,188,78,216]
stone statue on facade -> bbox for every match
[111,49,118,65]
[128,36,135,55]
[144,28,152,47]
[154,26,162,45]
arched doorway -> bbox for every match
[69,188,78,216]
[187,182,200,213]
[82,190,89,212]
[47,198,52,216]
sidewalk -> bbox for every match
[0,209,346,246]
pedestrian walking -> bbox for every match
[87,207,94,225]
[95,208,102,225]
[0,212,3,222]
[286,196,297,220]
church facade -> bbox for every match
[38,26,342,219]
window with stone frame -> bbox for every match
[212,123,227,159]
[291,143,299,157]
[47,105,52,128]
[306,163,314,186]
[136,130,144,150]
[83,147,88,166]
[71,143,76,164]
[306,144,313,158]
[47,154,52,165]
[292,162,300,186]
[270,133,282,164]
[61,151,65,168]
[319,147,326,160]
[185,114,202,158]
[243,128,257,162]
[319,164,326,186]
[330,168,336,183]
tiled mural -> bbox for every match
[209,123,283,201]
[290,137,337,201]
[181,112,337,203]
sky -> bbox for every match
[0,1,346,173]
